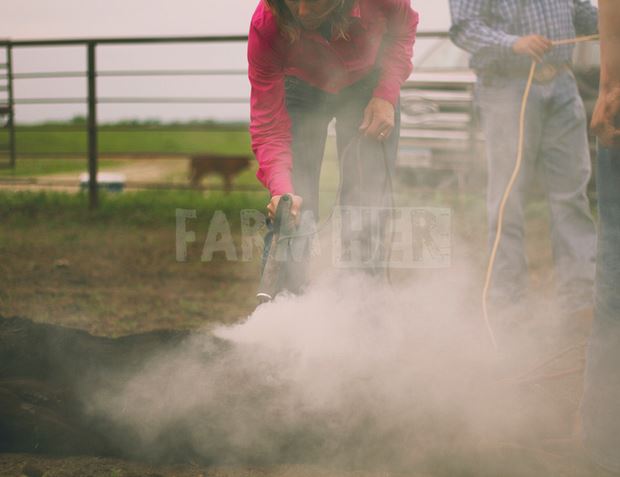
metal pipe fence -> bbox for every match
[0,33,449,208]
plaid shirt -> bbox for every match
[449,0,598,74]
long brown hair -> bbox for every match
[263,0,357,43]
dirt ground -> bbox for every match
[0,184,604,477]
[0,158,191,193]
[0,444,609,477]
[1,454,431,477]
[0,223,260,336]
[0,191,558,336]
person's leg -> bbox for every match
[286,77,333,218]
[581,145,620,474]
[260,76,333,294]
[538,72,597,315]
[333,72,400,272]
[476,76,544,309]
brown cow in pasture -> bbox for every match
[188,154,251,192]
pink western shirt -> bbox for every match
[248,0,419,197]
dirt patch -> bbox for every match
[0,158,190,193]
[0,223,260,335]
[0,455,446,477]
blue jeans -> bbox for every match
[261,72,400,292]
[581,145,620,474]
[476,71,596,313]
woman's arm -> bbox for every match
[248,21,295,196]
[372,0,419,106]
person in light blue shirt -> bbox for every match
[449,0,598,319]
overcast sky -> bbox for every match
[0,1,453,123]
[0,0,595,123]
[1,0,450,39]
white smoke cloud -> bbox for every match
[87,269,583,474]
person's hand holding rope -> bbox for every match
[359,97,395,141]
[512,35,552,63]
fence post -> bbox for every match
[6,43,16,169]
[87,41,98,209]
[467,83,478,183]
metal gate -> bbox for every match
[0,42,15,169]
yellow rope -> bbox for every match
[552,34,600,46]
[481,35,600,350]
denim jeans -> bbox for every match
[261,71,401,293]
[581,145,620,474]
[476,71,596,313]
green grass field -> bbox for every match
[0,188,269,228]
[0,123,253,177]
[0,125,251,155]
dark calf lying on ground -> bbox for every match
[0,315,222,462]
[188,154,251,192]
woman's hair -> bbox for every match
[264,0,357,43]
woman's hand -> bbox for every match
[591,86,620,147]
[359,97,395,141]
[267,194,304,223]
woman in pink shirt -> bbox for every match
[249,0,418,291]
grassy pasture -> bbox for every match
[0,124,252,177]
